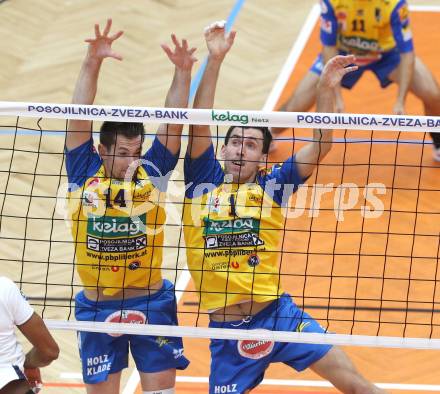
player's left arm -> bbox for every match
[158,35,197,155]
[295,55,358,179]
[391,0,415,115]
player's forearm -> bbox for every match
[322,45,338,66]
[67,55,102,148]
[194,56,223,110]
[24,347,58,369]
[164,68,191,109]
[162,67,191,136]
[396,52,414,103]
[187,56,223,157]
[71,56,103,105]
[313,82,334,158]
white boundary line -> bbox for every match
[410,4,440,12]
[122,268,191,394]
[263,3,321,111]
[61,373,440,392]
[173,376,440,392]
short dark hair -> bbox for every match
[99,122,145,149]
[224,126,272,154]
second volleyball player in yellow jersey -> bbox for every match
[184,22,385,394]
[65,19,197,394]
[276,0,440,157]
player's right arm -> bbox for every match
[295,55,358,179]
[19,313,60,368]
[66,19,123,151]
[3,277,59,390]
[188,21,236,159]
[2,278,59,368]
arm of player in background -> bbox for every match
[66,19,123,151]
[158,35,197,155]
[295,55,358,179]
[390,0,415,115]
[187,21,236,159]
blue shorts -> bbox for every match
[75,280,189,384]
[208,294,332,394]
[310,48,401,89]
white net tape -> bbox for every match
[1,101,439,349]
[1,101,440,132]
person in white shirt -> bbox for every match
[0,277,59,394]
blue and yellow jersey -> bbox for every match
[320,0,413,64]
[65,137,178,296]
[183,145,306,311]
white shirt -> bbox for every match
[0,277,34,367]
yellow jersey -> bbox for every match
[183,145,306,311]
[65,137,177,296]
[320,0,413,64]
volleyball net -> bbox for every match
[1,101,439,350]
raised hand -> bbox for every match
[320,55,358,90]
[204,20,236,61]
[161,34,197,71]
[85,18,124,61]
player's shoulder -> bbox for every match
[0,276,16,290]
[380,0,407,13]
[0,277,19,300]
[321,0,337,13]
[379,0,409,23]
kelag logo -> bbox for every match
[203,218,260,236]
[211,110,248,125]
[87,214,147,238]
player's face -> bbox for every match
[99,135,143,180]
[221,127,267,184]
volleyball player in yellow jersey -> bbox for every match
[275,0,440,158]
[65,19,196,394]
[183,22,385,394]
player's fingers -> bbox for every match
[110,30,124,42]
[188,47,197,56]
[342,65,358,74]
[95,23,102,38]
[171,34,180,49]
[182,39,188,50]
[161,43,174,58]
[227,30,237,45]
[329,55,351,68]
[110,51,123,61]
[103,18,112,36]
[212,20,226,30]
[204,20,226,35]
[84,38,95,44]
[339,54,356,66]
